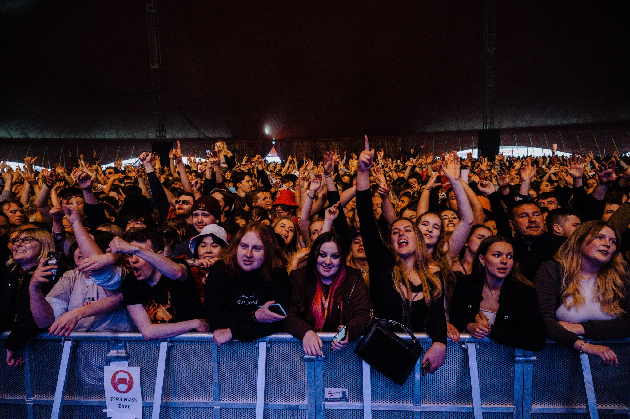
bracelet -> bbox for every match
[324,174,332,178]
[306,192,316,200]
[578,341,586,353]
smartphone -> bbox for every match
[421,360,430,376]
[206,149,211,158]
[44,251,63,282]
[332,326,347,343]
[268,303,287,316]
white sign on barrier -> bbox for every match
[103,362,142,419]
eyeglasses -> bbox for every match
[11,236,37,245]
[175,199,192,205]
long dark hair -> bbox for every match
[305,232,348,331]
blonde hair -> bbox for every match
[390,218,442,305]
[555,221,627,316]
[10,226,55,266]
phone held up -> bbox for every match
[44,251,63,283]
[268,303,287,316]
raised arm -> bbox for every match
[442,152,473,262]
[172,141,193,194]
[109,236,188,281]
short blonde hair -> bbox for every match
[12,226,55,264]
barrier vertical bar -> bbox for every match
[211,339,221,419]
[521,351,535,419]
[413,357,421,419]
[513,349,524,419]
[23,345,34,419]
[466,342,483,419]
[151,341,169,419]
[580,353,599,419]
[514,349,536,419]
[255,342,267,419]
[51,339,73,419]
[362,361,372,419]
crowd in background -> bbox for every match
[1,137,629,373]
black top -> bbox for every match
[356,189,447,344]
[0,264,55,351]
[122,261,204,324]
[450,274,546,352]
[204,260,291,341]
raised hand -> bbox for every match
[477,180,496,195]
[519,158,536,181]
[567,155,584,179]
[357,135,374,172]
[441,151,461,181]
[595,159,617,184]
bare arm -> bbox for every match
[48,294,125,337]
[109,237,188,281]
[442,152,474,262]
[460,180,485,225]
[127,304,208,340]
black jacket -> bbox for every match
[0,264,55,351]
[284,266,371,342]
[450,274,546,352]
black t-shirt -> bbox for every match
[122,263,204,324]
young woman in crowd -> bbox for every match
[204,222,291,345]
[0,226,61,367]
[284,232,370,356]
[449,236,546,350]
[356,137,447,374]
[452,225,494,276]
[536,220,630,366]
[187,224,229,302]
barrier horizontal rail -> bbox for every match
[0,332,628,419]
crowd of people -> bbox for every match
[1,137,629,373]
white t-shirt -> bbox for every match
[556,276,616,323]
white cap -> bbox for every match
[189,224,229,254]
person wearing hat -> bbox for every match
[272,189,299,219]
[172,195,222,258]
[186,224,229,302]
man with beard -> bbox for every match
[173,192,195,223]
[507,202,564,282]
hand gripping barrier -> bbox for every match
[0,332,629,419]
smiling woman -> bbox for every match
[536,220,630,367]
[355,140,447,375]
[0,227,60,368]
[284,232,371,356]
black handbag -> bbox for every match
[354,318,425,385]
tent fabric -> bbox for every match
[1,1,629,142]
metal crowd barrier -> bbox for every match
[0,332,628,419]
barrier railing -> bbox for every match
[0,332,628,419]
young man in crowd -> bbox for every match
[109,228,208,339]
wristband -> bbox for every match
[578,341,586,353]
[307,192,316,200]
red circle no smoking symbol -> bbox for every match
[111,370,134,394]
